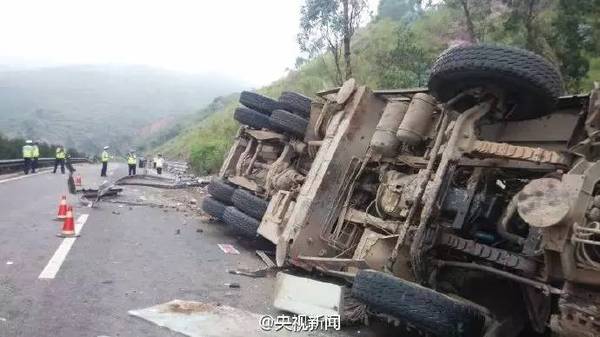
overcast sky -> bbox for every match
[0,0,379,87]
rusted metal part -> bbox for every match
[497,194,526,245]
[458,157,562,171]
[480,111,581,144]
[410,100,493,280]
[376,171,418,219]
[547,160,600,285]
[325,157,363,249]
[344,207,399,233]
[314,100,342,140]
[336,78,357,105]
[256,250,276,268]
[388,111,450,268]
[244,142,263,176]
[517,178,571,228]
[296,256,370,270]
[219,127,245,178]
[522,286,552,334]
[450,167,483,230]
[435,260,562,295]
[550,282,600,337]
[584,86,600,136]
[471,140,571,166]
[244,129,287,141]
[277,86,386,266]
[258,190,295,244]
[396,93,437,145]
[265,143,292,195]
[317,86,429,98]
[227,175,260,192]
[304,102,324,143]
[235,137,254,176]
[439,233,537,273]
[370,101,408,156]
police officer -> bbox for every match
[22,140,34,174]
[127,150,137,176]
[100,146,110,177]
[31,140,40,173]
[155,154,164,175]
[53,145,66,174]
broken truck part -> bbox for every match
[252,44,600,337]
[203,91,315,238]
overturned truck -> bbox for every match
[204,44,600,337]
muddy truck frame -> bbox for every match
[250,45,600,337]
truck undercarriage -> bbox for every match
[205,44,600,337]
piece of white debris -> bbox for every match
[6,261,13,265]
[128,300,305,337]
[217,244,240,255]
[0,317,7,322]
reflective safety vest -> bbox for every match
[56,148,66,159]
[32,145,39,158]
[155,157,164,168]
[22,145,33,159]
[101,150,109,163]
[127,154,137,165]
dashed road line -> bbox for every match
[38,214,89,279]
[0,171,50,184]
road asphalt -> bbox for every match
[0,163,404,337]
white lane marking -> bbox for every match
[38,214,89,279]
[0,171,50,184]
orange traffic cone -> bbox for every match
[75,175,82,187]
[57,206,78,238]
[56,196,68,220]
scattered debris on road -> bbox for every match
[129,300,277,337]
[273,273,344,318]
[228,268,275,278]
[224,282,241,288]
[217,244,240,254]
[255,250,276,268]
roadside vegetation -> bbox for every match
[155,0,600,175]
[0,133,86,159]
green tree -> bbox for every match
[552,0,592,90]
[377,0,424,23]
[376,24,431,88]
[298,0,368,84]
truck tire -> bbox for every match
[231,189,269,220]
[234,107,271,130]
[207,179,236,204]
[352,270,485,337]
[201,197,226,220]
[279,91,312,118]
[428,44,563,120]
[222,206,260,238]
[269,109,308,138]
[239,91,284,115]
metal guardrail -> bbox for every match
[0,157,89,171]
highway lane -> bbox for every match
[0,163,275,337]
[0,163,399,337]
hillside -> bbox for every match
[0,64,246,155]
[153,0,600,175]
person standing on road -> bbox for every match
[155,154,164,175]
[31,140,40,173]
[22,140,34,174]
[53,145,66,174]
[100,146,110,177]
[127,150,137,176]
